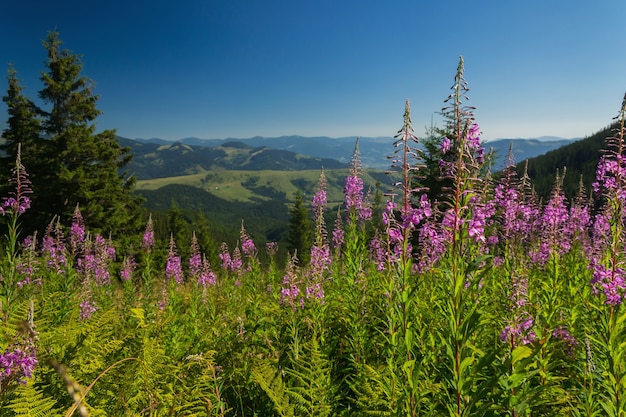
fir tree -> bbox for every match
[287,190,311,265]
[2,31,143,235]
[0,66,43,191]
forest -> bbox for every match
[1,34,626,416]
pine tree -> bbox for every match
[2,31,143,235]
[0,66,43,190]
[287,190,311,265]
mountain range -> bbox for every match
[125,135,579,178]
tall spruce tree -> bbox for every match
[0,67,43,190]
[2,31,143,235]
[287,190,311,265]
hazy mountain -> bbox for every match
[118,137,347,180]
[130,135,579,171]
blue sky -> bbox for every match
[1,0,624,141]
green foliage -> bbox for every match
[287,191,311,265]
[2,31,143,236]
[4,380,61,417]
[518,124,614,200]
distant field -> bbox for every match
[135,168,393,204]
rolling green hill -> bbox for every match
[136,168,393,205]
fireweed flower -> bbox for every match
[198,255,217,287]
[312,169,329,246]
[332,208,344,253]
[281,253,303,309]
[142,214,155,252]
[500,274,536,346]
[230,247,243,273]
[308,244,330,299]
[77,234,116,285]
[0,337,38,385]
[415,217,446,273]
[441,136,452,154]
[69,205,85,255]
[219,242,232,271]
[79,296,98,320]
[165,235,183,284]
[552,326,578,356]
[41,220,67,274]
[17,234,40,286]
[1,148,32,217]
[265,241,278,258]
[240,221,257,258]
[370,232,388,272]
[120,257,137,282]
[530,182,570,265]
[188,232,202,280]
[590,260,626,305]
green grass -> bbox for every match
[136,168,392,204]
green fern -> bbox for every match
[5,380,61,417]
[173,351,231,416]
[252,360,294,417]
[284,334,335,417]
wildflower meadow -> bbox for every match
[2,57,626,416]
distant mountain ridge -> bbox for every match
[131,134,579,171]
[118,137,348,180]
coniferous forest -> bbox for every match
[2,34,626,416]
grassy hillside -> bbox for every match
[136,168,392,205]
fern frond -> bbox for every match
[283,334,335,417]
[252,360,294,417]
[5,380,61,417]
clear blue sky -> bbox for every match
[1,0,624,141]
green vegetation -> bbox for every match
[1,31,142,236]
[3,33,626,417]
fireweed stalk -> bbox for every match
[436,56,493,416]
[587,93,626,416]
[489,147,544,415]
[334,139,373,392]
[378,98,430,415]
[0,146,32,320]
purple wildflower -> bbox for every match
[79,297,98,320]
[0,338,38,385]
[188,232,202,280]
[240,221,257,258]
[142,214,155,252]
[1,147,32,217]
[370,232,388,271]
[219,243,231,271]
[69,205,85,255]
[440,136,452,154]
[552,326,578,356]
[230,247,243,272]
[501,273,536,346]
[17,234,40,286]
[198,255,217,286]
[165,235,183,283]
[281,253,303,309]
[332,208,344,252]
[41,220,67,274]
[120,257,136,282]
[312,169,329,246]
[265,241,278,258]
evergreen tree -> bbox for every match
[287,190,311,265]
[2,31,143,235]
[0,67,43,190]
